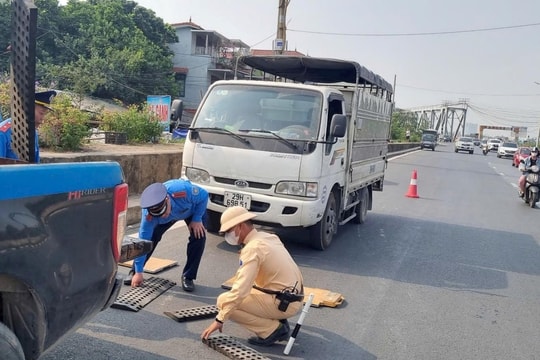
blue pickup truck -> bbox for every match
[0,161,150,360]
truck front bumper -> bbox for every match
[207,189,325,228]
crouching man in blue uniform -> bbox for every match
[126,179,209,292]
[0,90,56,162]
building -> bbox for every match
[168,21,306,113]
[168,21,251,112]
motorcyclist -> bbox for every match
[518,146,539,197]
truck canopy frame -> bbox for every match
[239,55,393,95]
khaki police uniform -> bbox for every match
[216,228,303,339]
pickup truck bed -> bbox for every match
[0,162,130,360]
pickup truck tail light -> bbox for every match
[112,183,128,262]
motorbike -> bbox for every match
[482,143,489,155]
[519,161,540,208]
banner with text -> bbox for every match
[147,95,171,131]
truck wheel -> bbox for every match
[205,209,221,233]
[0,323,24,360]
[309,191,337,250]
[353,188,368,224]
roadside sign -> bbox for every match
[147,95,171,131]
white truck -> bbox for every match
[182,56,394,250]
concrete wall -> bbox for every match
[41,143,418,196]
[41,149,183,195]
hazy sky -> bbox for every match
[71,0,540,138]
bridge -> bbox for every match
[404,101,468,141]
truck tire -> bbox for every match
[309,191,338,250]
[353,188,368,224]
[205,209,221,233]
[0,323,24,360]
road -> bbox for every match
[42,144,540,360]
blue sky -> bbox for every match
[76,1,540,138]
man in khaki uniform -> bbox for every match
[201,206,304,346]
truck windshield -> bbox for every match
[193,84,322,142]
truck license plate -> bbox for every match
[224,192,251,209]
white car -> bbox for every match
[497,142,518,158]
[487,138,501,151]
[455,137,474,154]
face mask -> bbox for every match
[224,228,240,246]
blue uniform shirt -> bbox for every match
[0,119,40,162]
[134,179,209,272]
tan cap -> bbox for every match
[220,206,257,233]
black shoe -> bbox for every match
[247,322,289,346]
[519,191,525,198]
[123,270,134,285]
[182,277,195,292]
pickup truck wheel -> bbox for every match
[309,191,337,250]
[0,323,25,360]
[205,209,221,233]
[353,188,368,224]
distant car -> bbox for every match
[455,137,474,154]
[420,134,437,151]
[497,142,518,158]
[473,138,481,146]
[487,138,501,151]
[512,147,531,167]
[443,135,452,142]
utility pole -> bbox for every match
[274,0,290,55]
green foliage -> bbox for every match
[391,110,421,142]
[39,93,92,151]
[0,0,179,104]
[100,105,163,143]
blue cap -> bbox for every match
[35,90,57,111]
[140,183,167,209]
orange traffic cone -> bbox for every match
[405,169,419,198]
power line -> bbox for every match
[288,21,540,37]
[398,84,540,97]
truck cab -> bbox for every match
[182,55,393,250]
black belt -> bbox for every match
[253,284,304,303]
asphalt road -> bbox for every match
[41,144,540,360]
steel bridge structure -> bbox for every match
[404,101,468,141]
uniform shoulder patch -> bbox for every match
[192,187,199,195]
[0,122,11,132]
[172,191,187,198]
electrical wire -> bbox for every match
[288,21,540,37]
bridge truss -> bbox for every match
[404,101,468,141]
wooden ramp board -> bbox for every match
[303,287,344,308]
[164,305,219,322]
[221,277,344,308]
[111,277,176,312]
[119,257,178,274]
[203,335,271,360]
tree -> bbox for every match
[391,110,419,141]
[0,0,180,105]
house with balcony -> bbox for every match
[168,21,251,112]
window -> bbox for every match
[175,73,186,98]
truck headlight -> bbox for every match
[185,167,210,184]
[275,181,318,198]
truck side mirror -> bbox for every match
[330,114,347,138]
[170,99,183,122]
